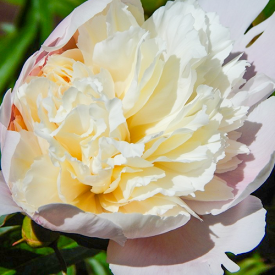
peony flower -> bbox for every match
[0,0,275,273]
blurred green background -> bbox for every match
[0,0,275,274]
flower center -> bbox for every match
[10,0,250,218]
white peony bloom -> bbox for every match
[1,0,275,274]
[9,0,250,218]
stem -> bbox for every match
[50,240,67,274]
[12,238,25,246]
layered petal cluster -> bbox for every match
[1,0,275,274]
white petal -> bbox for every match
[198,0,268,41]
[0,173,21,215]
[33,203,126,245]
[108,196,265,275]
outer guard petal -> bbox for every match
[231,73,275,107]
[0,172,21,215]
[42,0,113,51]
[186,97,275,215]
[1,129,21,185]
[0,89,12,128]
[33,203,126,245]
[98,210,190,239]
[197,0,268,41]
[108,196,265,275]
[222,96,275,209]
[198,0,275,80]
[234,13,275,80]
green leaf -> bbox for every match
[12,246,99,275]
[0,23,37,96]
[62,0,86,6]
[0,214,23,240]
[63,233,109,250]
[0,268,16,275]
[0,227,101,275]
[55,265,77,275]
[253,0,275,25]
[0,0,42,97]
[226,254,271,275]
[0,226,20,237]
[0,215,8,227]
[86,252,112,275]
[0,23,16,35]
[141,0,168,16]
[94,252,112,273]
[2,0,25,6]
[35,0,54,44]
[87,258,108,275]
[263,0,275,19]
[50,0,86,18]
[0,213,24,227]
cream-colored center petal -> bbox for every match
[10,0,251,218]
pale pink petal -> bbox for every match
[231,73,275,107]
[0,89,12,128]
[233,13,273,52]
[43,0,112,50]
[186,97,275,215]
[0,91,13,167]
[197,0,268,42]
[198,0,275,80]
[13,51,42,94]
[43,0,143,51]
[0,172,22,215]
[1,130,21,184]
[98,211,190,238]
[33,203,126,245]
[222,96,275,209]
[108,196,265,275]
[234,13,275,80]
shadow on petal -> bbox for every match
[108,196,265,275]
[33,203,126,245]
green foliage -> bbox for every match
[2,0,25,5]
[86,252,113,275]
[225,254,272,275]
[49,0,86,18]
[0,213,24,227]
[0,23,16,34]
[263,0,275,18]
[63,233,109,251]
[141,0,168,16]
[253,0,275,25]
[0,12,37,97]
[0,214,105,275]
